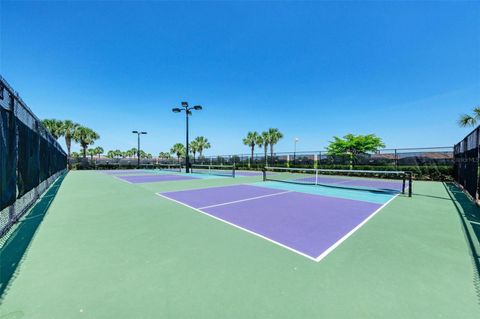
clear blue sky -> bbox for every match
[1,1,479,156]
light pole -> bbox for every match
[132,130,147,168]
[293,137,299,166]
[172,101,202,173]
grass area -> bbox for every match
[0,170,478,318]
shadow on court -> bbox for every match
[0,175,65,300]
[444,182,480,303]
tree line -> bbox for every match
[166,136,211,162]
[242,128,386,169]
[101,148,153,160]
[41,119,100,158]
[242,128,284,164]
[72,136,211,163]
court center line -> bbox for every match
[155,192,319,262]
[198,191,293,210]
[155,187,401,262]
[160,183,257,195]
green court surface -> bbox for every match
[0,170,479,318]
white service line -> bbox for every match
[198,190,293,210]
[155,192,319,262]
[155,189,401,263]
[112,175,134,184]
[160,183,252,195]
[313,193,399,262]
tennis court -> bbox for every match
[103,165,264,184]
[158,183,396,261]
[1,169,479,319]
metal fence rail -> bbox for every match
[193,147,454,168]
[70,146,454,181]
[454,126,479,200]
[0,76,67,237]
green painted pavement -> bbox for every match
[0,171,478,318]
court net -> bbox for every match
[157,163,182,172]
[263,167,412,196]
[190,164,235,178]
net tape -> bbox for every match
[263,167,412,196]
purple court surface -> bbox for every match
[118,174,198,184]
[101,170,147,175]
[159,184,385,261]
[235,171,263,177]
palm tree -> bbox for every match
[130,148,138,159]
[59,120,79,157]
[107,150,115,158]
[73,126,100,158]
[170,143,185,163]
[267,128,283,163]
[94,146,104,158]
[243,131,259,166]
[458,107,480,127]
[190,140,199,163]
[259,131,270,166]
[42,119,63,139]
[158,152,171,159]
[87,148,96,161]
[194,136,211,158]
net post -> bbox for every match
[402,174,406,194]
[315,169,319,185]
[262,168,266,181]
[232,164,236,178]
[408,172,413,197]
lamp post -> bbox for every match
[293,137,299,166]
[132,130,147,168]
[172,102,202,173]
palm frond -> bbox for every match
[458,114,476,127]
[473,107,480,120]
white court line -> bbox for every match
[113,173,183,184]
[313,193,399,262]
[155,192,319,262]
[112,175,134,184]
[155,189,400,263]
[198,191,292,210]
[160,183,251,195]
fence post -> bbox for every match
[7,93,17,227]
[394,149,398,169]
[476,127,480,202]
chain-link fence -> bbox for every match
[0,76,67,237]
[74,146,454,181]
[454,126,479,200]
[193,147,454,180]
[69,156,168,169]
